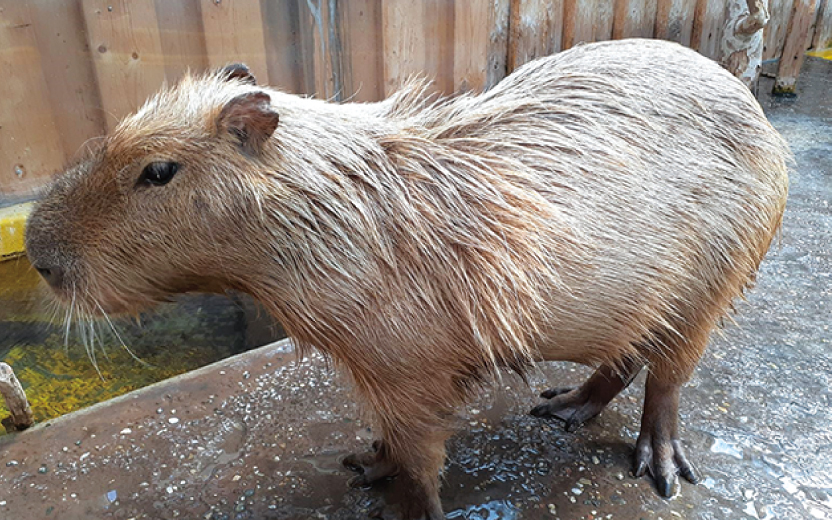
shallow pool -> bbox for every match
[0,255,283,430]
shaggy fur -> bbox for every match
[26,39,789,518]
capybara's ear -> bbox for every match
[221,63,256,85]
[217,92,279,155]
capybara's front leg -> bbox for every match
[633,372,699,497]
[343,439,400,487]
[345,428,447,520]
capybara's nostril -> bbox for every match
[34,265,64,290]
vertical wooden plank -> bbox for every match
[199,0,269,81]
[775,0,819,93]
[261,0,305,93]
[564,0,598,49]
[27,0,106,162]
[654,0,698,45]
[454,0,490,92]
[82,0,166,128]
[764,0,795,60]
[508,0,565,73]
[340,0,384,101]
[295,0,318,95]
[594,0,615,41]
[382,0,453,96]
[613,0,659,39]
[301,0,337,99]
[154,0,208,81]
[424,0,455,94]
[382,0,423,96]
[486,0,511,88]
[811,0,832,49]
[0,2,67,197]
[691,0,729,60]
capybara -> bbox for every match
[25,39,789,518]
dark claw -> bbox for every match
[342,454,364,474]
[656,474,675,498]
[540,386,575,399]
[529,403,548,417]
[633,459,649,478]
[564,415,580,432]
[680,465,698,484]
[348,474,372,489]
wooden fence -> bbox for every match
[1,0,829,200]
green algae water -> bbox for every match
[0,256,274,430]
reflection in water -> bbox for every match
[446,500,519,520]
[0,255,274,430]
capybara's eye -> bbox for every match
[139,161,180,187]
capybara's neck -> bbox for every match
[236,88,561,368]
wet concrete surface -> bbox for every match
[0,60,830,520]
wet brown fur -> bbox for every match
[26,39,789,517]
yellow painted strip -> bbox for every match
[0,203,33,260]
[807,48,832,60]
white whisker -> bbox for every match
[96,301,152,367]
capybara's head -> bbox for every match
[25,64,280,316]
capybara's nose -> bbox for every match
[34,265,64,290]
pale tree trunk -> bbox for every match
[721,0,770,89]
[0,363,34,432]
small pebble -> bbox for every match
[38,465,48,474]
[6,460,18,467]
[168,417,180,424]
[120,428,132,435]
[232,475,241,482]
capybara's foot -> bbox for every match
[398,471,445,520]
[633,429,698,497]
[531,359,642,432]
[634,373,699,497]
[342,440,400,488]
[530,386,605,431]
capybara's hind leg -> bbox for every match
[633,327,709,496]
[633,370,699,497]
[531,356,642,431]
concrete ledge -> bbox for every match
[0,203,32,260]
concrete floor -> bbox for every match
[0,59,830,520]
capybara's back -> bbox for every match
[25,38,789,518]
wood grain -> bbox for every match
[199,0,269,82]
[775,0,819,92]
[614,0,659,39]
[27,0,106,163]
[509,0,565,72]
[82,0,166,128]
[155,0,208,81]
[0,2,66,197]
[655,0,697,45]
